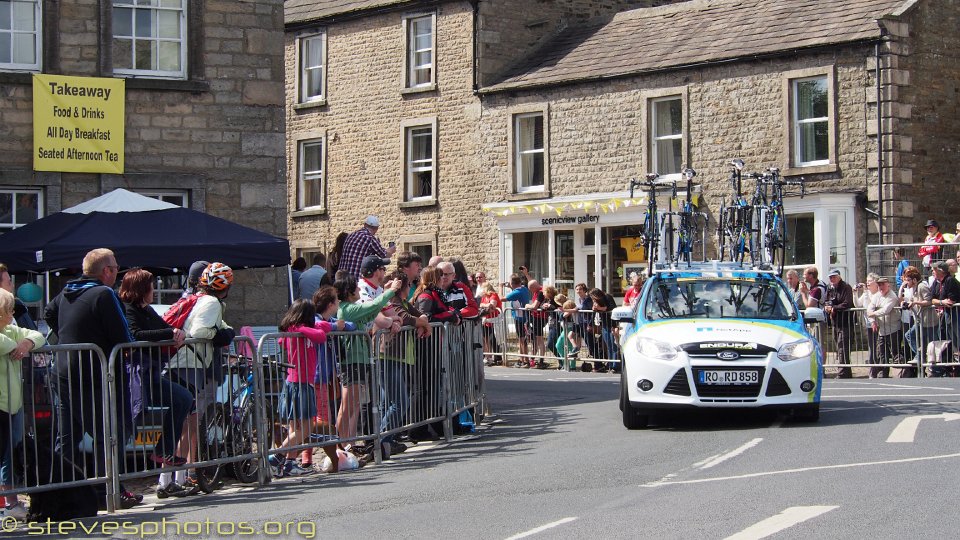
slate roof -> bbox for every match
[484,0,912,92]
[285,0,414,26]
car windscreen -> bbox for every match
[643,277,797,321]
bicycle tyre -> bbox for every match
[195,403,226,493]
[716,204,728,261]
[232,398,263,483]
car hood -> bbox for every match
[637,319,808,350]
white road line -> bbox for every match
[642,452,960,487]
[723,506,838,540]
[823,393,960,398]
[699,438,764,469]
[504,517,578,540]
[886,413,960,443]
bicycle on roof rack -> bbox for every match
[663,167,708,268]
[752,167,805,275]
[716,159,755,266]
[630,173,663,276]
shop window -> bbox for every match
[512,231,548,282]
[298,32,326,103]
[784,213,814,268]
[603,226,644,297]
[0,0,41,71]
[112,0,187,79]
[403,13,434,89]
[0,188,41,232]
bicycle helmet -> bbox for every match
[200,262,234,291]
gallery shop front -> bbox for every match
[482,191,857,299]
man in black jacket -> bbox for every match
[930,261,960,352]
[824,269,854,379]
[44,248,139,508]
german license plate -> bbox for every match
[699,370,758,385]
[135,430,162,446]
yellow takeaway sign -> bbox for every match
[32,74,125,174]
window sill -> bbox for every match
[506,190,550,202]
[400,83,437,96]
[122,78,210,93]
[782,163,838,177]
[0,71,36,84]
[291,208,328,218]
[294,99,327,111]
[400,198,437,209]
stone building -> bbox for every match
[285,0,960,298]
[0,0,287,324]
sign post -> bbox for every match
[32,74,125,174]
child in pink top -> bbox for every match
[270,299,332,477]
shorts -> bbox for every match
[528,317,547,338]
[339,363,370,387]
[167,367,215,413]
[514,319,528,339]
[278,381,317,421]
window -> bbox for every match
[0,188,41,232]
[0,0,40,70]
[404,14,434,89]
[138,190,188,207]
[784,213,814,268]
[651,96,683,177]
[298,138,324,210]
[405,125,434,201]
[112,0,186,79]
[407,242,433,263]
[298,32,325,103]
[515,112,544,192]
[792,76,829,166]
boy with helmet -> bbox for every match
[161,263,236,495]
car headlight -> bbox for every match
[778,339,815,361]
[636,336,678,361]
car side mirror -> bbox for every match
[802,307,825,324]
[612,306,635,324]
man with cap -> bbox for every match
[918,219,945,270]
[338,216,396,279]
[930,260,960,354]
[824,268,854,378]
[358,255,391,303]
[866,276,901,378]
[183,260,209,298]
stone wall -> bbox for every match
[893,0,960,243]
[0,0,288,326]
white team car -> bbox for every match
[613,264,823,429]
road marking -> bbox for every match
[642,452,960,487]
[505,517,577,540]
[886,413,960,443]
[699,438,763,469]
[824,400,960,412]
[723,506,838,540]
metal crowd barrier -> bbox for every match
[812,305,960,377]
[500,307,622,370]
[0,344,116,512]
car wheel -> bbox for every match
[620,372,649,430]
[793,404,820,423]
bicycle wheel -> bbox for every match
[195,403,227,493]
[232,397,264,483]
[646,216,658,274]
[770,209,787,275]
[663,218,675,266]
[716,204,728,261]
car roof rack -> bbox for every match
[651,260,779,275]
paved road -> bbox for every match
[36,371,960,539]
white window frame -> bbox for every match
[0,187,42,232]
[297,31,326,104]
[402,12,435,90]
[137,189,188,207]
[112,0,187,79]
[514,112,546,193]
[650,95,684,179]
[297,137,325,211]
[792,75,830,167]
[405,125,434,201]
[0,0,41,71]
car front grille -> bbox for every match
[765,368,792,396]
[663,369,691,396]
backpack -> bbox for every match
[162,293,201,330]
